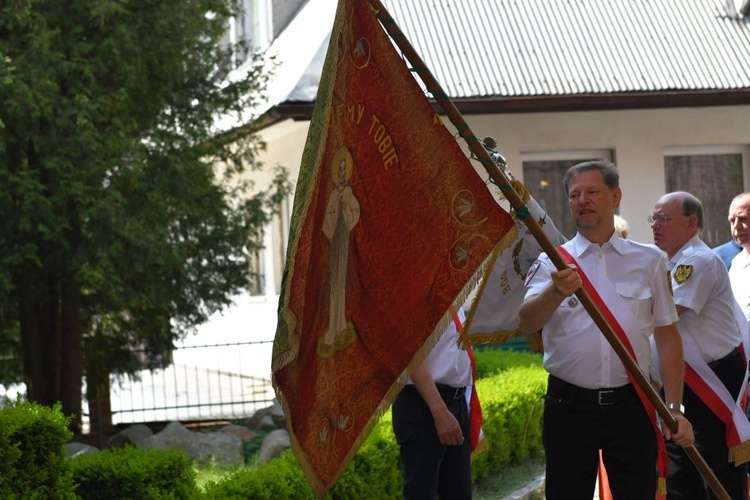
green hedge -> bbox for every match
[471,365,547,481]
[0,398,76,499]
[202,418,402,499]
[202,451,313,499]
[474,346,543,379]
[70,446,200,499]
[0,350,547,498]
[204,349,546,498]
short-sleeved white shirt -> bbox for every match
[408,308,472,388]
[668,236,741,363]
[729,250,750,326]
[524,232,677,389]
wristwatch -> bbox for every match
[666,402,685,414]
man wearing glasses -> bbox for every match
[650,191,750,499]
[519,161,693,499]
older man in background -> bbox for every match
[729,192,750,328]
[651,191,750,499]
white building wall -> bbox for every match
[256,105,750,244]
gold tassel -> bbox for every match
[729,440,750,465]
[656,475,667,495]
[524,330,544,353]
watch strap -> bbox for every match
[666,402,685,414]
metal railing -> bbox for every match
[103,340,275,425]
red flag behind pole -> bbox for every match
[271,0,514,494]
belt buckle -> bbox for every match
[453,387,462,399]
[598,389,615,405]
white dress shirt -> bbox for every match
[729,250,750,326]
[524,232,677,389]
[409,308,472,388]
[668,236,741,363]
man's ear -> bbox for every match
[612,187,622,209]
[687,213,699,231]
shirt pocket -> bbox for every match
[615,282,653,331]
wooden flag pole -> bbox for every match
[368,1,728,498]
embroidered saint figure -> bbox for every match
[318,147,360,358]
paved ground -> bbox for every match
[504,473,604,500]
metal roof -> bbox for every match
[274,0,750,105]
[386,0,750,98]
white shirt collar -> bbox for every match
[669,234,702,266]
[572,230,624,258]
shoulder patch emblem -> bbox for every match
[673,264,693,285]
[666,270,673,296]
[524,260,541,287]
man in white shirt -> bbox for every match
[518,160,693,499]
[651,191,750,499]
[391,308,474,499]
[728,192,750,328]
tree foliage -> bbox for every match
[0,0,288,430]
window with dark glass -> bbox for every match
[664,152,745,248]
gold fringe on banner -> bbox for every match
[729,440,750,465]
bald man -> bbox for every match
[651,191,750,499]
[729,192,750,328]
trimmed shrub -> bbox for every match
[329,414,401,499]
[202,417,401,499]
[0,397,76,499]
[474,346,543,379]
[471,365,547,482]
[203,349,546,497]
[202,450,313,499]
[70,446,200,499]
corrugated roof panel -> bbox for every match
[381,0,750,98]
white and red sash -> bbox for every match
[682,301,750,465]
[558,247,668,494]
[449,306,486,456]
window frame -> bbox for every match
[662,144,749,248]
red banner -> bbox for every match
[272,0,514,494]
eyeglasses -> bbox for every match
[647,214,688,225]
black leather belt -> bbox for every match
[548,375,636,406]
[708,347,740,370]
[436,383,467,400]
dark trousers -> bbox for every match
[544,375,657,499]
[392,384,472,500]
[666,349,749,500]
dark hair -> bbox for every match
[562,160,619,195]
[680,192,704,230]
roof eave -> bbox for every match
[270,89,750,121]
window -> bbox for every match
[270,194,292,294]
[522,150,613,240]
[237,0,271,54]
[247,193,292,297]
[664,146,748,248]
[221,0,272,70]
[247,228,266,296]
